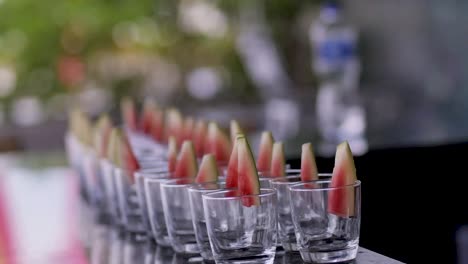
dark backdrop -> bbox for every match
[288,141,468,263]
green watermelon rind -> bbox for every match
[230,120,243,143]
[301,143,319,182]
[167,136,178,173]
[270,141,286,177]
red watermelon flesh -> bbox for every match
[167,136,178,173]
[196,154,219,183]
[205,122,232,165]
[150,108,164,142]
[193,120,207,158]
[121,97,138,131]
[122,133,140,183]
[301,143,318,182]
[174,141,198,179]
[225,137,239,195]
[237,136,260,207]
[328,141,357,217]
[230,120,243,143]
[256,131,274,173]
[270,142,285,177]
[139,100,156,134]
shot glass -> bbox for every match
[289,180,361,263]
[100,159,121,226]
[114,168,146,234]
[270,173,332,252]
[83,152,113,221]
[202,188,278,264]
[82,153,99,208]
[144,173,173,247]
[135,169,169,239]
[160,178,200,255]
[187,182,225,261]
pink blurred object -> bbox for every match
[0,178,15,264]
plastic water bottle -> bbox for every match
[309,1,368,155]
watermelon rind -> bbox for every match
[270,142,286,177]
[301,143,318,182]
[230,120,243,143]
[167,136,178,173]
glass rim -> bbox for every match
[160,178,197,187]
[270,173,332,185]
[135,169,171,178]
[187,181,225,193]
[289,180,361,191]
[202,188,276,201]
[144,176,173,184]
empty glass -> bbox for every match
[161,178,200,255]
[144,172,173,247]
[202,188,278,264]
[187,182,225,261]
[289,180,361,263]
[135,169,169,239]
[100,159,121,226]
[114,168,146,234]
[270,173,332,252]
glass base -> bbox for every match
[172,242,200,255]
[155,236,172,247]
[215,254,275,264]
[300,246,358,263]
[281,241,298,252]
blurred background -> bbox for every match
[0,0,466,157]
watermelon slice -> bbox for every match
[256,131,274,173]
[73,109,92,147]
[205,122,232,164]
[328,141,357,217]
[237,136,261,207]
[174,140,198,179]
[230,120,243,143]
[150,106,165,142]
[165,108,184,146]
[139,99,156,134]
[93,114,113,158]
[225,136,240,192]
[270,142,286,177]
[167,136,178,173]
[193,120,207,158]
[301,143,318,182]
[121,133,141,183]
[121,97,138,131]
[183,117,195,141]
[195,154,219,183]
[107,128,122,166]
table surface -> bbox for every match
[82,221,404,264]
